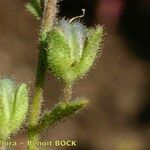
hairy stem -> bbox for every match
[42,0,57,32]
[28,132,39,150]
[29,48,47,126]
[28,0,58,150]
[28,47,47,150]
[63,84,72,102]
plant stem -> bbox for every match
[42,0,57,31]
[28,47,47,150]
[63,84,72,102]
[28,0,58,150]
[29,48,47,126]
[28,132,39,150]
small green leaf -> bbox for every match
[31,98,89,134]
[10,84,28,134]
[0,78,28,140]
[76,26,103,77]
[47,28,72,80]
[0,78,15,140]
[26,0,42,19]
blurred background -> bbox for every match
[0,0,150,150]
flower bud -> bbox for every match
[0,78,28,140]
[47,19,103,84]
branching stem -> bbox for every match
[28,0,58,150]
[28,42,47,150]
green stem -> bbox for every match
[28,132,39,150]
[28,47,47,150]
[29,48,47,126]
[28,0,58,150]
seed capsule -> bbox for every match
[47,19,103,84]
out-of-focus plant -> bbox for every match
[0,0,104,150]
[0,78,28,149]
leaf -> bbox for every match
[76,26,104,78]
[47,28,72,80]
[30,98,89,134]
[10,84,28,134]
[26,0,42,19]
[0,79,28,140]
[0,78,15,140]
